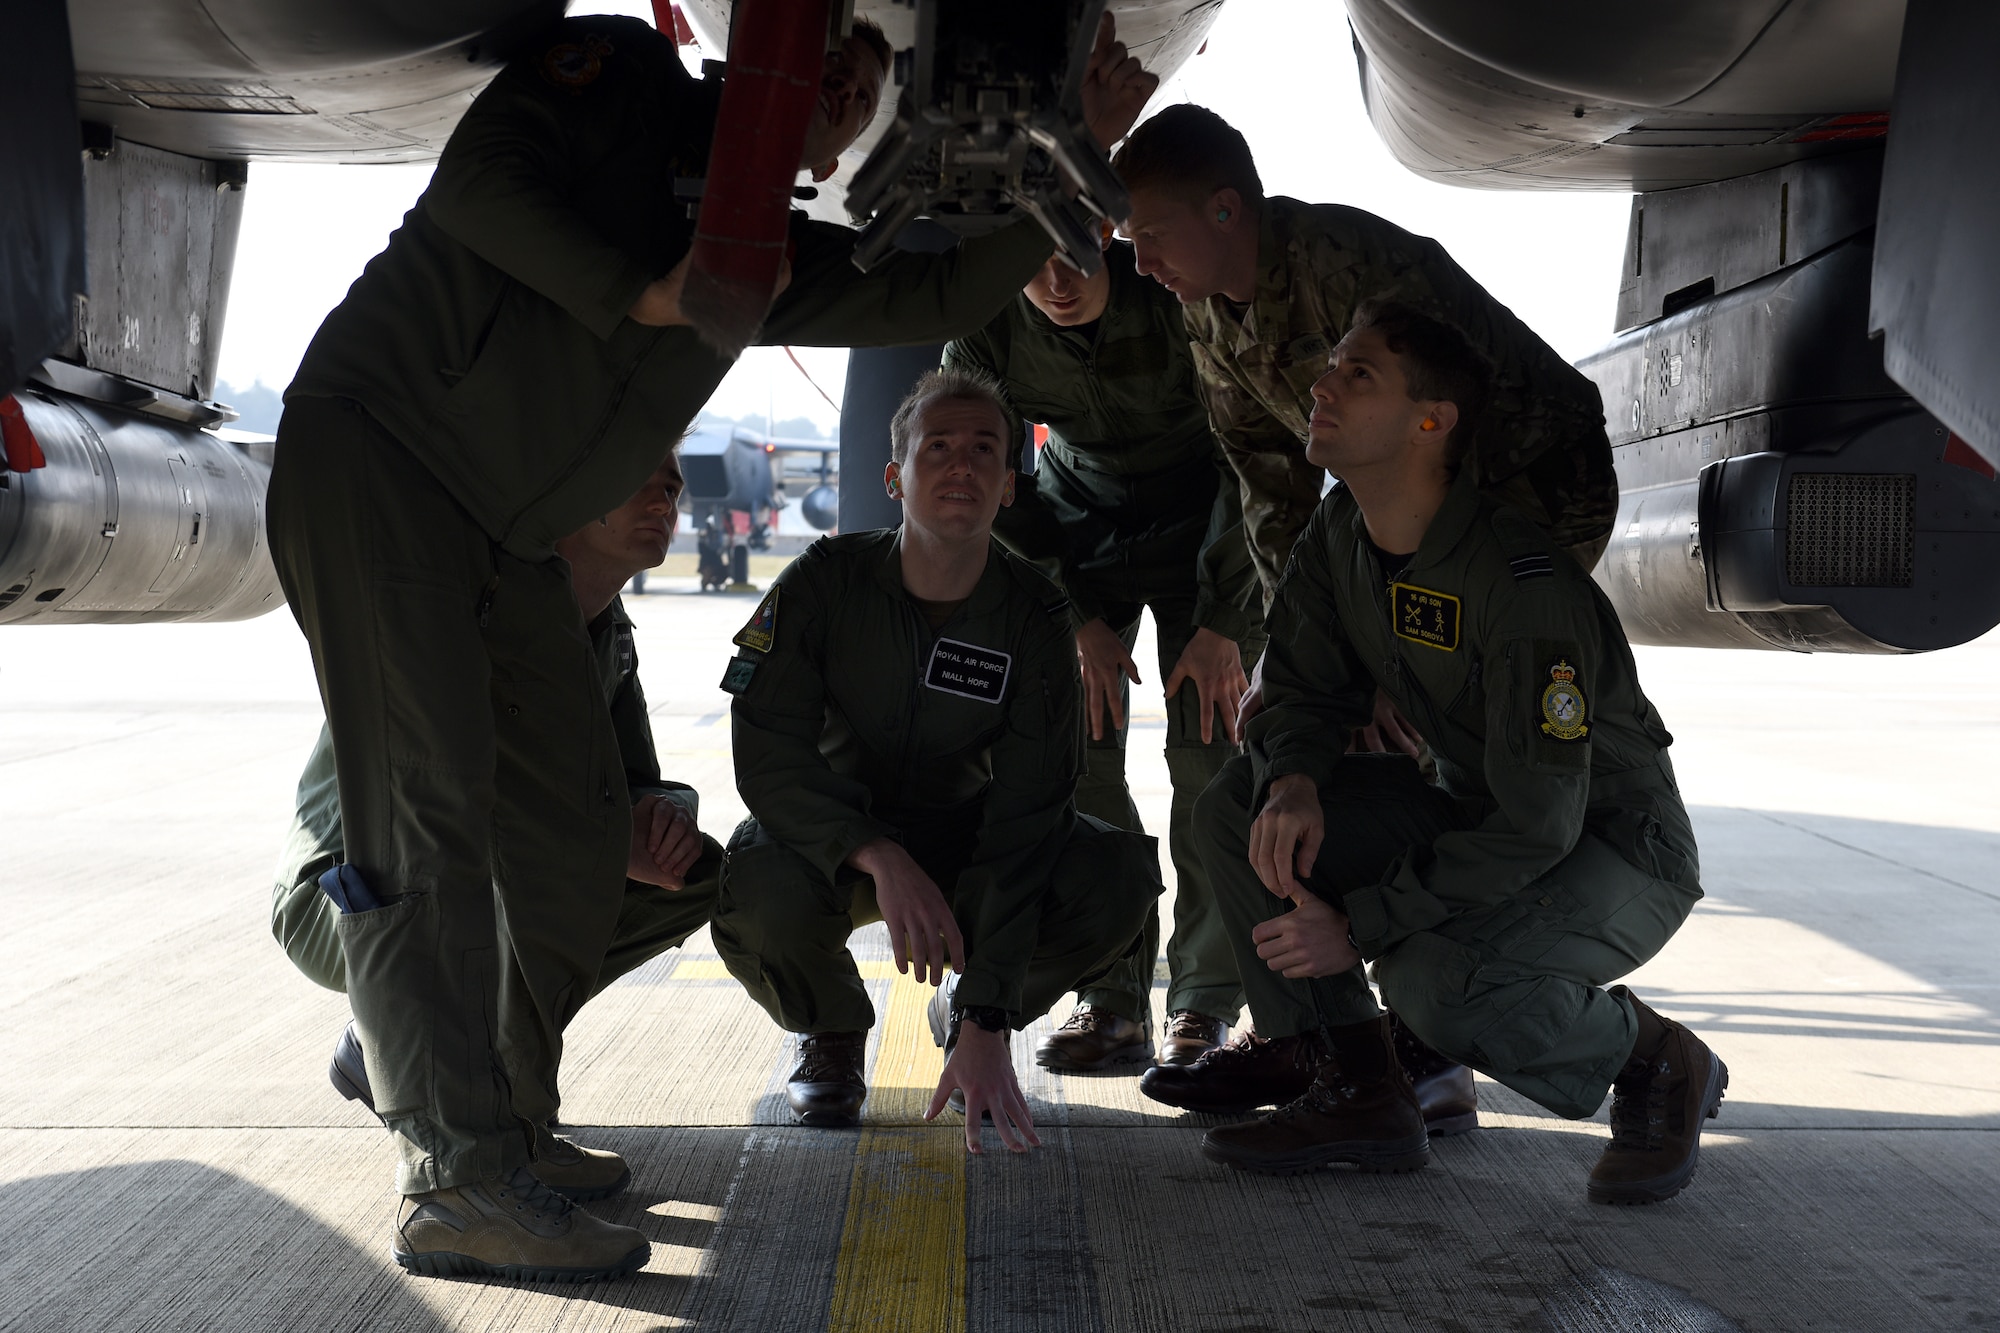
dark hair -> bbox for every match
[1345,299,1492,470]
[889,366,1022,469]
[849,18,891,79]
[1112,104,1264,207]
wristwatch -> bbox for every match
[956,1004,1010,1034]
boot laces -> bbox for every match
[1188,1030,1265,1071]
[493,1168,573,1224]
[1165,1010,1219,1042]
[1608,1055,1671,1150]
[796,1035,863,1085]
[1057,1006,1112,1034]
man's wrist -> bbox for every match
[954,1004,1010,1034]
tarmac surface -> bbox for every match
[2,568,1996,1332]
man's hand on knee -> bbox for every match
[1348,687,1425,758]
[630,795,700,889]
[927,1025,1041,1154]
[1251,892,1359,979]
[1076,617,1140,742]
[849,838,965,985]
[1164,626,1250,745]
[1248,773,1324,896]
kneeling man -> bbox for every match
[713,368,1163,1151]
[1187,302,1724,1204]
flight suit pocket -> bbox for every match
[336,891,440,1117]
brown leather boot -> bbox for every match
[786,1031,868,1127]
[1159,1010,1228,1066]
[1034,1005,1153,1071]
[1138,1030,1319,1114]
[1588,988,1727,1204]
[1200,1019,1429,1175]
[1388,1011,1479,1136]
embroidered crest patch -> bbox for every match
[1391,583,1461,652]
[732,586,779,653]
[541,34,614,89]
[1539,659,1589,741]
[924,638,1011,704]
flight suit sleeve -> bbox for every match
[1243,506,1376,806]
[727,556,893,879]
[422,55,659,342]
[1189,342,1327,606]
[1340,581,1605,957]
[606,647,700,814]
[1190,450,1261,643]
[759,216,1055,348]
[950,615,1085,1016]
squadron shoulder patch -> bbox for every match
[924,638,1011,704]
[1538,659,1589,741]
[732,586,779,653]
[540,34,613,89]
[1391,583,1461,652]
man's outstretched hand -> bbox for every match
[1165,627,1250,745]
[926,1023,1041,1154]
[1081,13,1157,150]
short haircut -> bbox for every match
[850,18,891,78]
[889,366,1021,469]
[1112,104,1264,206]
[1345,299,1493,469]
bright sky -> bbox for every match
[215,0,1631,435]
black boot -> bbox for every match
[786,1031,868,1127]
[1387,1012,1479,1136]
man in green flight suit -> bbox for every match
[1176,302,1725,1205]
[712,368,1163,1152]
[943,234,1262,1071]
[1110,104,1618,605]
[269,451,714,1203]
[267,9,1155,1278]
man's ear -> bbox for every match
[884,460,902,497]
[810,159,839,183]
[1420,401,1460,440]
[1000,469,1017,507]
[1211,187,1245,229]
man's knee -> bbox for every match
[714,823,839,951]
[1375,932,1586,1080]
[1192,755,1255,860]
[1051,814,1163,926]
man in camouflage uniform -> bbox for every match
[1110,104,1617,603]
[270,452,716,1204]
[943,237,1261,1070]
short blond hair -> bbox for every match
[890,366,1020,468]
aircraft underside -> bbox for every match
[3,0,1996,652]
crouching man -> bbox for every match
[1185,303,1726,1204]
[270,450,720,1202]
[712,368,1163,1151]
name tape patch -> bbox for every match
[925,637,1011,704]
[1391,583,1461,652]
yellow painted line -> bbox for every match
[672,958,902,981]
[826,968,964,1333]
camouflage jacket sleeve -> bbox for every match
[728,553,893,879]
[423,42,662,342]
[1342,580,1608,957]
[760,217,1053,349]
[951,607,1085,1016]
[1189,341,1328,606]
[1243,503,1376,805]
